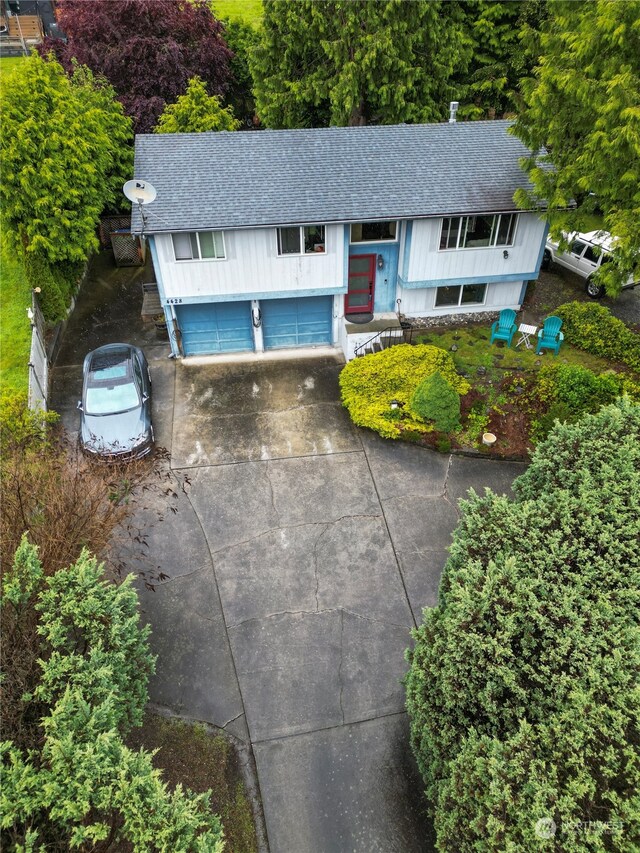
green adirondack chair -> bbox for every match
[536,315,564,355]
[490,309,518,347]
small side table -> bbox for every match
[516,323,537,349]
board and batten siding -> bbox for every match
[399,280,524,315]
[406,212,545,282]
[154,224,345,300]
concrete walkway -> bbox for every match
[50,254,528,852]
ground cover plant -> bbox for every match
[405,400,640,851]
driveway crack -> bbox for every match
[208,514,382,557]
[338,609,345,724]
[442,453,460,517]
[227,607,411,633]
[312,524,330,611]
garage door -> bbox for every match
[261,296,333,350]
[176,302,253,355]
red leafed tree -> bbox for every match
[38,0,233,133]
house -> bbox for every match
[131,118,548,360]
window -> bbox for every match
[583,246,600,264]
[434,283,487,308]
[439,214,517,250]
[277,225,326,255]
[172,231,225,260]
[350,221,397,242]
[569,240,586,257]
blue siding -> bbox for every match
[398,271,538,289]
[348,241,399,312]
[177,302,253,355]
[262,296,332,349]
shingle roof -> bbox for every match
[131,121,534,233]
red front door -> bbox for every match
[346,254,375,314]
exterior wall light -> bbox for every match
[377,254,384,270]
[503,250,509,259]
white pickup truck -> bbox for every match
[541,230,638,298]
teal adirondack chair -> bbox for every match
[490,309,518,347]
[536,315,564,355]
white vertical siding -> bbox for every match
[407,213,545,282]
[400,281,524,316]
[155,225,345,299]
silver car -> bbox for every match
[78,344,153,459]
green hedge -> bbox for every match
[555,302,640,374]
[339,344,470,438]
[405,400,640,851]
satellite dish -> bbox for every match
[123,179,157,206]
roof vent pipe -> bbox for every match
[449,101,459,124]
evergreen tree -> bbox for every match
[1,538,225,851]
[405,400,640,851]
[455,0,549,119]
[0,55,132,263]
[410,372,461,432]
[250,0,471,128]
[155,76,240,133]
[0,55,132,320]
[513,0,640,295]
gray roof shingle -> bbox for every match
[131,121,534,233]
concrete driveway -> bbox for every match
[49,259,526,851]
[126,353,525,853]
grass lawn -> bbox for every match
[127,713,258,852]
[0,238,31,397]
[0,56,26,73]
[213,0,263,25]
[416,325,617,379]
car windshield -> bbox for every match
[85,352,140,415]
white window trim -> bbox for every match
[438,214,518,252]
[349,221,399,244]
[172,231,226,262]
[276,225,326,257]
[433,282,488,309]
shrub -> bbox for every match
[555,301,640,374]
[410,372,461,432]
[405,400,640,851]
[339,344,470,438]
[1,398,171,585]
[532,363,640,441]
[1,538,225,851]
[24,251,67,322]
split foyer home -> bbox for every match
[131,118,548,360]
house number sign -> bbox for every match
[166,298,183,304]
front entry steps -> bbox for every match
[347,316,406,358]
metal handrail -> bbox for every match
[353,325,407,357]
